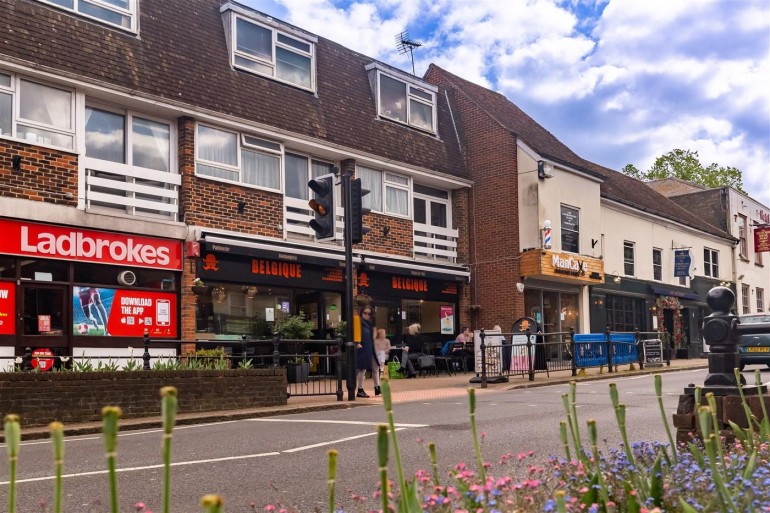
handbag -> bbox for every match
[417,355,435,369]
[387,357,405,380]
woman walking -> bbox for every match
[355,305,380,397]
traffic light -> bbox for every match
[307,173,336,242]
[350,178,371,244]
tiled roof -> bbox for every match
[0,0,465,179]
[426,64,733,240]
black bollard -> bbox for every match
[22,347,33,372]
[345,341,357,401]
[142,330,151,370]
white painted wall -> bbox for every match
[727,188,770,314]
[601,201,734,285]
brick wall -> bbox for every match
[426,71,523,330]
[452,187,472,327]
[0,369,287,428]
[0,139,78,206]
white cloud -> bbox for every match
[241,0,770,205]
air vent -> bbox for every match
[117,270,137,286]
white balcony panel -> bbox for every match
[83,158,182,185]
[413,221,458,262]
[88,190,178,214]
[284,196,343,240]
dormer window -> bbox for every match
[230,13,315,91]
[35,0,136,31]
[367,65,436,133]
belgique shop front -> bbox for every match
[194,236,467,346]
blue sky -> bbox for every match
[244,0,770,207]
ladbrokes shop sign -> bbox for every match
[519,249,604,284]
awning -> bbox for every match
[650,285,700,301]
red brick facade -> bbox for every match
[426,70,524,330]
[0,140,78,206]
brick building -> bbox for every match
[0,0,471,363]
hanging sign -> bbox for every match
[674,250,691,277]
[754,226,770,253]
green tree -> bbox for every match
[623,149,744,192]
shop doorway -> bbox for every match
[296,291,323,337]
[20,284,70,354]
[373,301,401,345]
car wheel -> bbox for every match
[766,363,770,370]
[739,362,746,371]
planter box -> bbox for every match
[287,362,310,383]
[0,368,288,428]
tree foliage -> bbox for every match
[622,149,744,192]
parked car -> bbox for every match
[738,313,770,370]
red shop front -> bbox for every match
[0,218,183,362]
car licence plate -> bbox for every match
[746,347,770,352]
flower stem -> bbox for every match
[468,389,486,482]
[4,414,20,513]
[50,421,65,513]
[376,425,390,513]
[160,386,178,513]
[655,374,677,464]
[328,449,338,513]
[101,406,122,513]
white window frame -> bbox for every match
[738,214,749,259]
[35,0,137,32]
[742,284,750,314]
[356,166,411,218]
[623,241,635,277]
[375,70,436,133]
[413,186,451,230]
[652,248,662,281]
[194,123,283,193]
[0,71,76,150]
[757,287,765,312]
[703,247,719,278]
[283,151,337,201]
[85,103,175,171]
[231,14,316,92]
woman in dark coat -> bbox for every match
[355,305,379,397]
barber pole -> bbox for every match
[543,220,552,249]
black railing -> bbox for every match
[3,336,346,401]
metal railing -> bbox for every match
[476,328,672,387]
[4,335,346,401]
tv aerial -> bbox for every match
[395,31,422,75]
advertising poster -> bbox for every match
[72,287,177,337]
[440,305,454,335]
[0,282,15,335]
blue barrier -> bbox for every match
[573,333,637,368]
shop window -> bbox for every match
[73,264,176,290]
[195,283,291,338]
[605,295,645,332]
[357,165,410,217]
[623,241,635,276]
[0,72,75,148]
[560,205,579,253]
[703,248,719,278]
[0,257,15,279]
[20,260,69,282]
[35,0,135,30]
[231,14,315,91]
[196,124,283,191]
[652,248,662,281]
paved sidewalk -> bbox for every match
[15,358,709,440]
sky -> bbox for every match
[243,0,770,207]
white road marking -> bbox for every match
[0,451,280,485]
[283,427,407,453]
[248,419,428,428]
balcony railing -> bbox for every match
[413,222,458,262]
[83,157,181,221]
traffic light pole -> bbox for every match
[342,169,356,401]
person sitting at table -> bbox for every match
[400,323,423,378]
[453,325,475,372]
